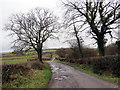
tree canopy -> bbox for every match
[4,8,58,62]
[63,0,120,56]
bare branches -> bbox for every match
[62,0,120,56]
[4,8,58,62]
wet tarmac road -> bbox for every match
[47,61,119,88]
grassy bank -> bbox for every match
[56,60,119,85]
[2,62,52,88]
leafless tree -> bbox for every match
[63,0,120,56]
[63,12,84,58]
[67,39,84,58]
[72,23,84,57]
[4,8,58,63]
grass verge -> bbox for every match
[56,60,119,85]
[2,62,52,88]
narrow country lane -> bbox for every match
[47,61,119,88]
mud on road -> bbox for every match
[47,61,119,88]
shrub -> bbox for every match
[58,55,120,77]
[111,56,120,77]
[56,47,97,59]
[105,43,117,55]
[67,48,81,59]
[93,58,107,75]
[83,48,97,57]
[2,61,43,83]
[30,62,44,70]
[55,48,67,58]
[2,63,30,83]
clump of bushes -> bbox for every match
[93,57,110,75]
[92,55,120,77]
[58,55,120,77]
[31,62,44,70]
[105,43,117,55]
[2,61,43,83]
[111,56,120,77]
[82,48,97,57]
[66,48,81,59]
[56,47,97,59]
[55,48,67,58]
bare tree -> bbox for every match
[4,8,58,63]
[73,23,84,58]
[63,13,84,58]
[67,39,84,59]
[63,0,120,56]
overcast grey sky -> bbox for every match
[0,0,71,52]
[0,0,117,52]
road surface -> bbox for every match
[47,61,119,88]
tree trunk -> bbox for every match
[76,36,84,58]
[116,41,120,55]
[73,24,84,58]
[97,38,105,56]
[37,50,43,63]
[37,44,43,63]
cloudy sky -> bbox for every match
[0,0,117,52]
[0,0,71,52]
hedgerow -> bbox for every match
[57,55,120,77]
[2,61,43,83]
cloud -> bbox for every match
[0,0,67,52]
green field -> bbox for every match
[0,49,57,64]
[1,54,37,64]
[43,49,56,52]
[1,55,37,59]
[0,60,28,64]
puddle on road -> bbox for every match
[50,63,69,81]
[61,75,68,79]
[51,65,66,73]
[59,69,66,72]
[55,77,63,81]
[55,75,68,81]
